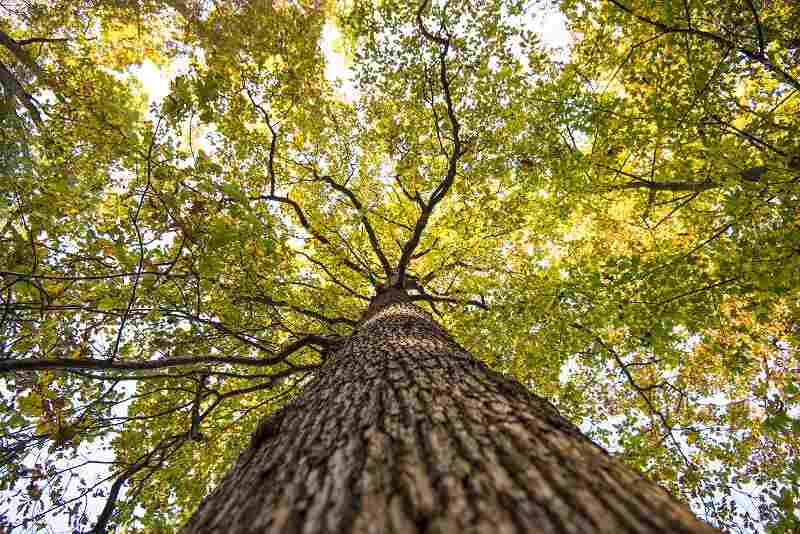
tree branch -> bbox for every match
[109,115,162,361]
[244,86,278,195]
[317,172,393,279]
[606,0,800,91]
[257,194,371,279]
[596,163,717,192]
[295,251,370,300]
[0,335,339,374]
[0,60,43,126]
[570,323,694,468]
[242,293,357,327]
[409,291,488,310]
[90,433,187,533]
[743,0,765,57]
[244,86,374,282]
[613,179,717,192]
[189,372,208,441]
[0,29,47,79]
[706,115,788,157]
[17,37,69,46]
[395,0,466,286]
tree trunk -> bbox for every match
[182,289,717,534]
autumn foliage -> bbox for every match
[0,0,798,532]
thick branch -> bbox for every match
[596,163,717,192]
[259,194,319,240]
[189,373,208,440]
[0,29,47,79]
[90,458,149,534]
[415,0,448,46]
[244,86,278,195]
[17,37,69,46]
[0,335,340,374]
[90,432,189,533]
[0,60,43,126]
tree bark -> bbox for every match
[182,288,717,534]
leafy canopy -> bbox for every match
[0,0,798,532]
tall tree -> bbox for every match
[0,0,797,532]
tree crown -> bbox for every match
[1,0,798,532]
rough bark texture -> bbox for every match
[182,289,718,534]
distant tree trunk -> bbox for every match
[182,288,717,534]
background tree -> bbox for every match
[0,0,797,532]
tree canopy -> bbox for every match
[0,0,798,532]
